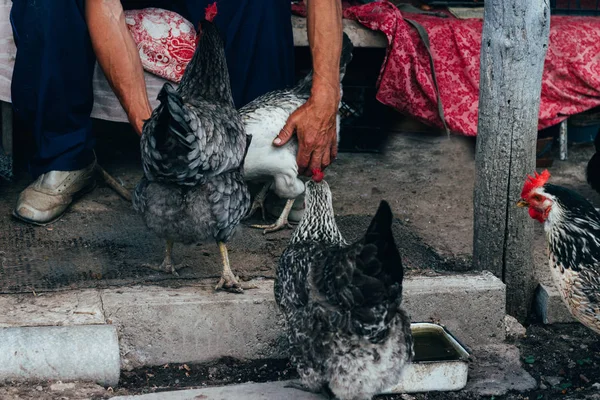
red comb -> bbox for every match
[521,169,551,198]
[312,168,324,183]
[205,2,217,22]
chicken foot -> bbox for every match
[250,198,295,234]
[142,239,186,276]
[215,242,257,293]
[244,183,270,221]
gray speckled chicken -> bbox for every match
[133,16,251,293]
[240,33,354,234]
[275,170,413,400]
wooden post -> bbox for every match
[473,0,550,321]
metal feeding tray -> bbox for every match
[385,323,471,393]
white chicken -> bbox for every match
[241,33,354,233]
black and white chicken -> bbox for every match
[133,7,252,293]
[518,169,600,334]
[275,170,413,400]
[240,33,354,234]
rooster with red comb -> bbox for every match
[275,169,413,399]
[518,169,600,334]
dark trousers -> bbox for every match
[10,0,294,178]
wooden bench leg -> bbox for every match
[559,119,568,161]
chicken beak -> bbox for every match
[516,199,529,208]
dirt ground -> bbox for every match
[2,114,598,293]
[0,120,481,294]
[1,322,599,400]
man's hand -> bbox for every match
[132,116,147,137]
[276,0,343,176]
[273,85,340,176]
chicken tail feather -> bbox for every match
[311,201,402,318]
[587,151,600,194]
[363,200,404,287]
[587,128,600,195]
[339,32,354,80]
[156,83,194,149]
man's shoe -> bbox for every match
[13,161,97,226]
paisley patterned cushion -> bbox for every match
[124,8,197,83]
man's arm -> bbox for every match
[85,0,152,136]
[274,0,343,176]
[307,0,343,105]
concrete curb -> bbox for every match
[105,273,506,369]
[112,380,323,400]
[103,280,286,370]
[0,272,506,373]
[0,325,120,387]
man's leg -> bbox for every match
[10,0,97,225]
[11,0,97,177]
[176,0,295,108]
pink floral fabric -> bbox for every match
[340,1,600,135]
[124,8,197,83]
